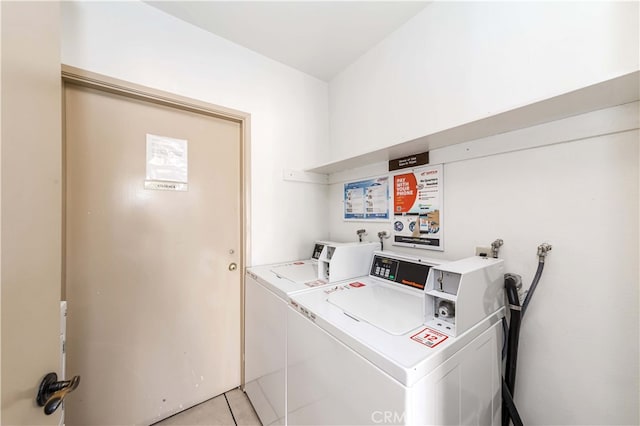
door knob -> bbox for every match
[228,262,237,271]
[36,372,80,415]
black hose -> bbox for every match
[502,378,524,426]
[504,275,521,394]
[521,261,544,317]
[503,274,522,426]
[502,259,547,426]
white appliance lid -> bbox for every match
[271,262,318,284]
[327,285,423,335]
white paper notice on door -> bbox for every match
[145,134,188,183]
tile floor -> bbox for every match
[153,388,261,426]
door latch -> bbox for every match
[36,372,80,415]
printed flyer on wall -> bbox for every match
[392,164,443,250]
[344,176,390,221]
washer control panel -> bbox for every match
[371,256,399,281]
[369,254,433,291]
[312,243,324,260]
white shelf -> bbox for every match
[306,71,639,175]
[425,289,457,302]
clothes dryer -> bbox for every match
[287,251,505,425]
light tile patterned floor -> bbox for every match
[153,388,261,426]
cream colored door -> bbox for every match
[64,83,242,425]
[1,2,64,425]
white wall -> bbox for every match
[328,4,639,423]
[328,1,639,163]
[61,1,329,265]
[328,104,639,425]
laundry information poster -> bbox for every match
[145,134,189,191]
[344,176,389,221]
[392,164,443,250]
[146,134,188,181]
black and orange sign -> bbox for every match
[392,165,443,251]
[394,173,417,213]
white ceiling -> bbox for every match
[145,1,430,81]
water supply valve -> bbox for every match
[491,239,504,258]
[537,243,553,262]
[377,231,389,251]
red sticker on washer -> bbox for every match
[410,327,448,348]
[293,262,304,265]
[349,282,366,288]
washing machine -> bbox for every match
[287,251,505,425]
[244,241,379,425]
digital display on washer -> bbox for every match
[370,255,431,290]
[312,243,324,260]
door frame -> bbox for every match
[61,64,252,386]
